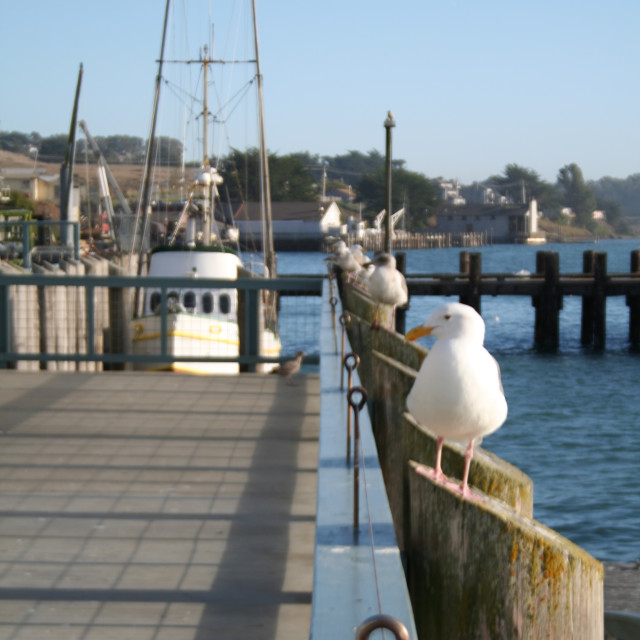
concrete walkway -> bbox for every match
[0,371,319,640]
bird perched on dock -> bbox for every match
[366,252,408,329]
[350,244,367,266]
[405,302,507,498]
[325,242,362,282]
[270,350,305,384]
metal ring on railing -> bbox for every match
[343,352,360,384]
[343,353,360,463]
[348,385,367,530]
[355,614,410,640]
[347,384,367,413]
[339,313,351,389]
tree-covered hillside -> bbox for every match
[1,130,637,235]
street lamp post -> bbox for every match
[384,111,395,253]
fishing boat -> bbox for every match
[131,0,281,374]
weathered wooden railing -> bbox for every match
[339,278,605,639]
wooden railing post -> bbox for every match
[581,250,595,345]
[593,252,607,350]
[459,251,482,313]
[627,250,640,347]
[533,251,561,350]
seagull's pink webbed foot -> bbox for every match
[452,440,484,502]
[416,464,448,484]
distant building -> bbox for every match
[233,200,343,250]
[432,199,544,243]
[0,168,59,202]
[435,179,466,206]
[324,187,355,204]
[460,182,510,206]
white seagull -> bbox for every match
[325,243,362,281]
[367,252,408,329]
[405,302,507,498]
[350,244,367,266]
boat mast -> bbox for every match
[60,63,83,251]
[202,47,210,168]
[134,0,171,271]
[251,0,276,278]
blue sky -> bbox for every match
[2,0,639,185]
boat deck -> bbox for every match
[0,371,319,639]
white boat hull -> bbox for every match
[131,247,281,375]
[132,312,281,375]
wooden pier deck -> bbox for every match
[0,371,319,639]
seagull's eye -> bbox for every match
[444,314,451,320]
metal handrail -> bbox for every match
[0,274,322,368]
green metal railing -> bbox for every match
[0,220,81,267]
[0,273,323,369]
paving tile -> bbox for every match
[0,371,319,639]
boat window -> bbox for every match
[202,293,214,313]
[183,291,196,312]
[219,293,231,314]
[149,292,162,314]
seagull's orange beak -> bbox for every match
[405,324,434,341]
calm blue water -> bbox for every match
[265,239,640,562]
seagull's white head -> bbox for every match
[406,302,485,343]
[372,252,396,269]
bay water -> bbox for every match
[269,238,640,562]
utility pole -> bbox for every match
[384,111,395,253]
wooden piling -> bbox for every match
[627,250,640,347]
[593,252,607,350]
[533,251,561,350]
[581,251,595,346]
[459,251,482,313]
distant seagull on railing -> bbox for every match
[270,350,305,384]
[367,252,408,329]
[325,242,362,282]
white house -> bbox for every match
[233,200,344,250]
[0,168,59,202]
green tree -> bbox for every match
[0,130,31,153]
[322,149,405,186]
[270,154,317,201]
[487,163,555,208]
[99,135,146,164]
[557,163,597,229]
[38,134,68,159]
[594,197,629,234]
[219,148,317,202]
[4,190,36,214]
[590,174,640,218]
[357,167,439,231]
